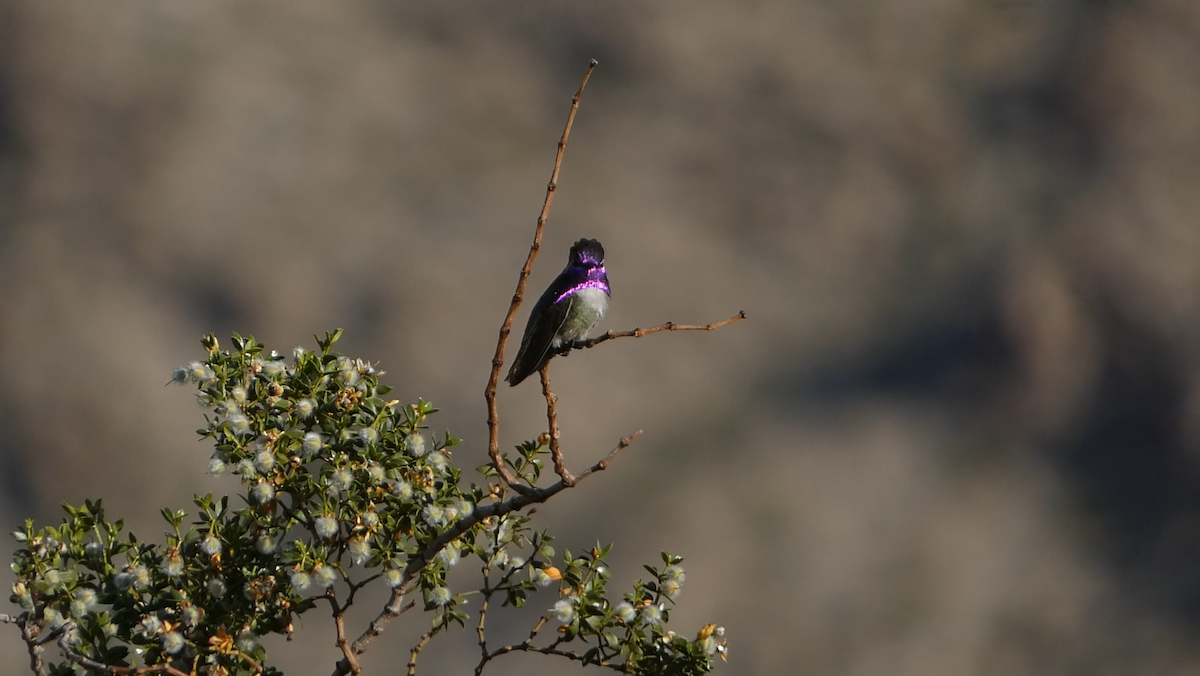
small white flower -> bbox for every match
[114,571,134,590]
[437,543,460,568]
[226,412,252,436]
[493,549,510,568]
[366,463,385,485]
[178,361,215,384]
[641,604,663,626]
[131,565,151,590]
[313,565,338,589]
[385,568,403,588]
[256,533,279,554]
[182,605,202,628]
[394,481,413,500]
[359,427,378,446]
[406,434,426,457]
[296,398,315,419]
[262,360,286,377]
[251,481,275,504]
[253,447,276,473]
[235,459,258,479]
[208,456,227,475]
[289,568,312,592]
[163,548,184,577]
[663,565,686,584]
[425,586,451,607]
[314,515,339,539]
[553,597,576,624]
[201,535,223,556]
[301,432,322,458]
[329,468,354,493]
[43,607,64,629]
[614,601,636,623]
[338,362,361,386]
[421,504,445,528]
[206,577,226,598]
[14,586,32,611]
[230,386,247,405]
[236,633,259,654]
[71,588,97,617]
[137,615,163,636]
[427,452,448,473]
[662,580,682,599]
[360,510,380,530]
[162,631,185,655]
[349,537,373,566]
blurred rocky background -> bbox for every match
[2,0,1200,673]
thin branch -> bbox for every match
[407,617,452,676]
[327,593,361,676]
[474,615,550,675]
[573,311,746,350]
[475,518,499,665]
[576,430,642,482]
[476,580,491,664]
[538,365,574,486]
[475,613,628,674]
[484,643,628,672]
[20,617,48,676]
[54,623,192,676]
[486,59,599,493]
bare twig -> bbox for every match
[538,365,575,486]
[575,429,641,482]
[573,311,747,350]
[327,593,361,676]
[486,59,599,493]
[407,618,450,676]
[474,615,551,675]
[476,579,491,663]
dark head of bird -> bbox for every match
[569,238,605,269]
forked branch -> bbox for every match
[485,60,599,492]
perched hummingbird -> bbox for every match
[506,238,610,386]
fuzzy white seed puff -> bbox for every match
[314,515,339,539]
[553,597,577,624]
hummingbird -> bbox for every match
[506,238,610,386]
